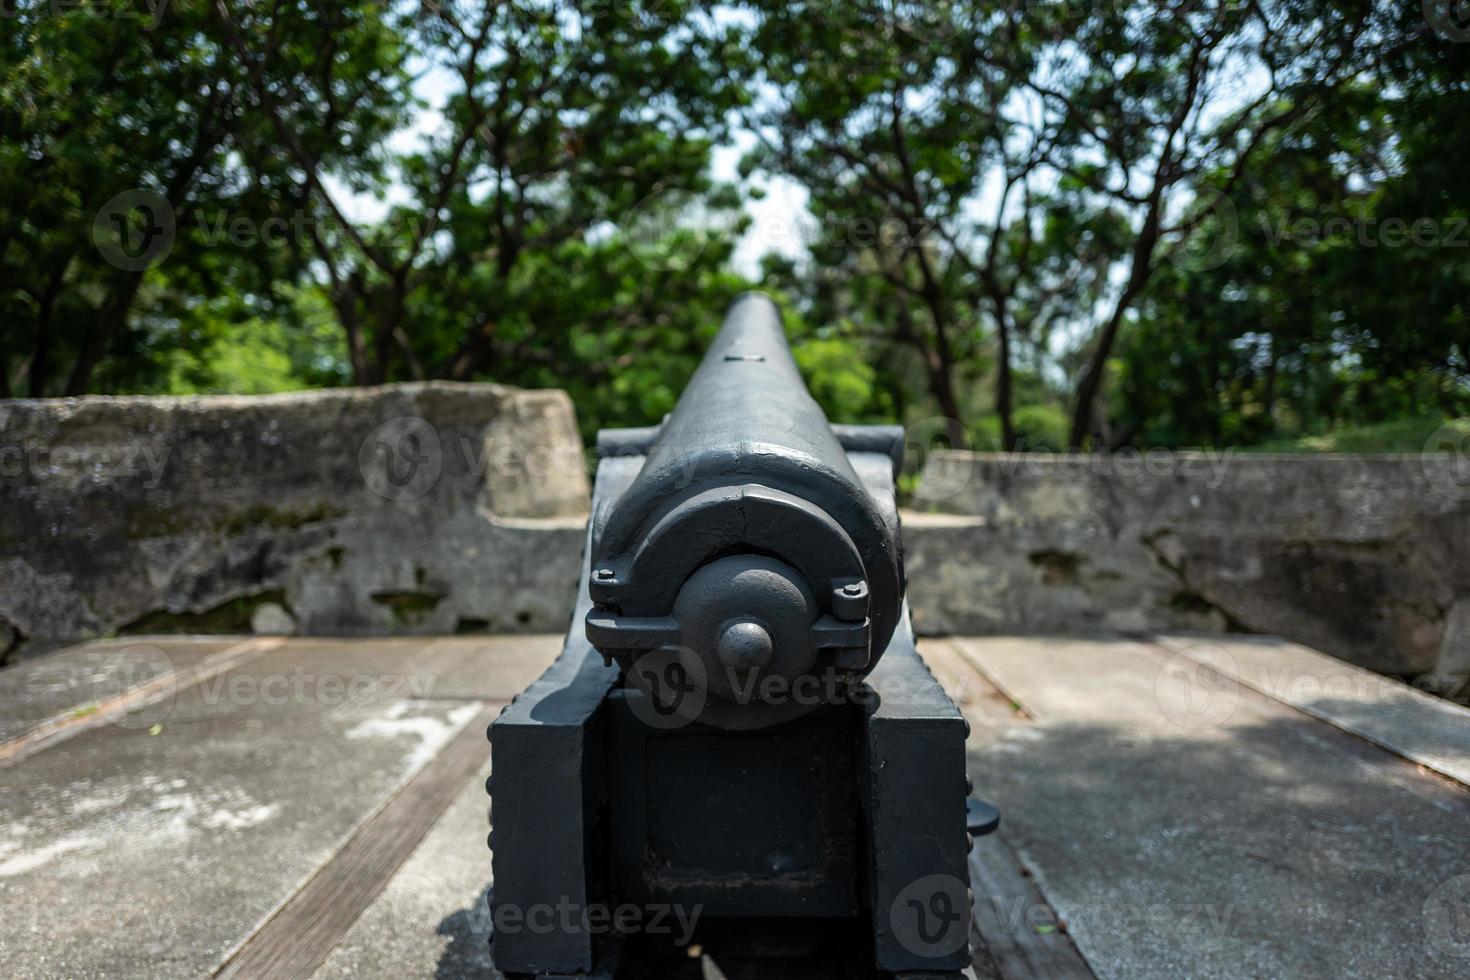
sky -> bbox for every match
[324,47,809,280]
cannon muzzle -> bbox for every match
[585,293,904,729]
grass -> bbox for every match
[1246,416,1470,454]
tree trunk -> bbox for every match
[914,277,970,449]
[64,274,144,395]
[393,327,426,380]
[441,320,499,381]
[1069,305,1122,448]
[926,353,969,450]
[884,342,908,420]
[29,321,52,398]
[28,263,68,397]
[332,283,371,385]
[1262,348,1278,431]
[369,275,409,385]
[995,316,1016,451]
[1069,204,1163,447]
[895,301,968,449]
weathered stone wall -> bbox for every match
[8,394,1466,690]
[0,384,590,661]
[903,451,1470,685]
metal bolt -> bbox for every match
[594,568,615,581]
[842,582,864,596]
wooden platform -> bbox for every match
[0,633,1465,978]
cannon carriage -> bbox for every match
[489,293,995,978]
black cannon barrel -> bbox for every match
[585,293,904,729]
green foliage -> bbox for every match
[0,0,410,397]
[792,335,888,423]
[1011,405,1071,453]
[1,0,1466,458]
[1250,417,1470,454]
[1115,64,1470,448]
[142,287,349,396]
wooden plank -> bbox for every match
[1152,633,1470,788]
[305,762,496,978]
[919,640,1095,979]
[213,702,498,980]
[920,638,1033,725]
[968,840,1095,980]
[0,635,284,769]
[0,645,488,978]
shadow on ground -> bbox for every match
[435,884,497,979]
[967,712,1470,979]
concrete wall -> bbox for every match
[903,451,1470,687]
[0,384,589,661]
[6,391,1466,693]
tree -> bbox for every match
[731,0,1421,448]
[1114,29,1470,446]
[0,0,408,396]
[970,0,1407,445]
[5,0,1462,459]
[218,0,749,387]
[733,1,1047,448]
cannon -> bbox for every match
[489,293,995,977]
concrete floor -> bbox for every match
[0,632,1466,979]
